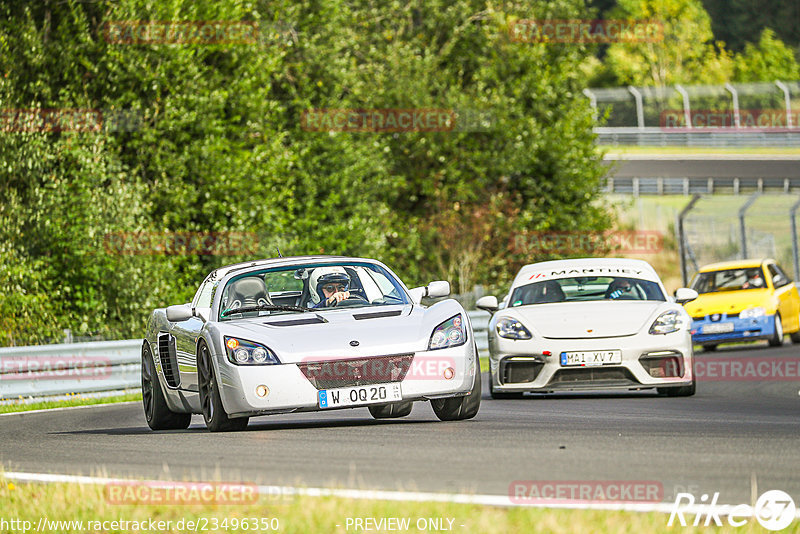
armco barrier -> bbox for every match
[0,340,141,400]
[0,313,492,401]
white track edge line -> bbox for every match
[0,401,139,417]
[4,471,799,518]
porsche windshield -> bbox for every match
[691,267,766,293]
[219,262,409,320]
[509,276,666,306]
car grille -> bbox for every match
[297,354,414,390]
[550,367,638,384]
[500,357,545,384]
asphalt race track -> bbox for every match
[2,342,799,507]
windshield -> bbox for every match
[691,267,766,294]
[509,276,666,306]
[218,262,409,320]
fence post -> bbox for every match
[628,86,645,129]
[724,83,741,128]
[791,198,800,282]
[775,81,793,129]
[678,194,701,287]
[675,84,691,129]
[738,193,760,259]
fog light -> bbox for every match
[256,385,269,397]
[443,367,455,380]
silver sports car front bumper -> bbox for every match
[214,343,478,417]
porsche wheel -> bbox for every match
[431,353,481,421]
[198,342,249,432]
[768,314,783,347]
[142,343,191,431]
[368,401,413,419]
[657,377,696,397]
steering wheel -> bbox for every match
[330,293,369,307]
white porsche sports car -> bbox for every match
[142,256,480,431]
[477,258,698,398]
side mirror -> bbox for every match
[674,288,698,305]
[166,304,193,322]
[475,295,499,312]
[408,281,451,304]
[426,281,451,298]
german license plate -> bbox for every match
[318,383,402,409]
[560,350,622,367]
[702,322,734,334]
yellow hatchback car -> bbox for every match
[683,259,800,350]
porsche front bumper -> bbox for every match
[488,330,694,393]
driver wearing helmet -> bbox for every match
[309,266,352,308]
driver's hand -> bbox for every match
[326,291,350,306]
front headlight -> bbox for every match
[224,337,280,365]
[496,317,532,340]
[428,314,467,350]
[649,310,682,335]
[739,306,766,319]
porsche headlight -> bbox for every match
[429,314,467,350]
[224,337,280,365]
[739,306,766,319]
[649,310,682,335]
[496,317,532,340]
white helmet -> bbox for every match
[308,266,350,304]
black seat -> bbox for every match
[227,277,272,315]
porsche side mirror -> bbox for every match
[475,295,499,312]
[674,288,698,305]
[166,304,193,322]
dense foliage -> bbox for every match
[0,0,611,344]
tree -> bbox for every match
[603,0,733,86]
[733,28,800,82]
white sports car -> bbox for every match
[477,258,698,398]
[142,256,481,431]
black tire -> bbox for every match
[489,378,525,399]
[791,330,800,344]
[431,353,481,421]
[768,314,783,347]
[702,344,718,352]
[657,378,696,397]
[657,357,696,397]
[368,401,413,419]
[141,343,191,431]
[198,342,249,432]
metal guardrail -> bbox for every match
[594,127,800,147]
[0,314,493,401]
[0,340,140,401]
[606,176,800,195]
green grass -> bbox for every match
[0,475,779,533]
[601,145,800,156]
[0,392,141,415]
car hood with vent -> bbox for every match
[205,302,466,364]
